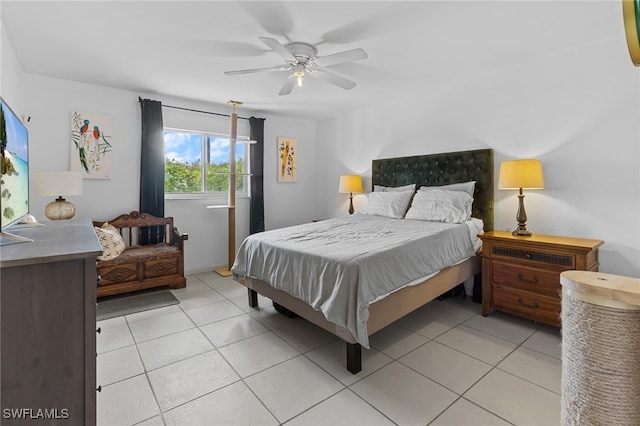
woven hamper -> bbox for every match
[560,271,640,426]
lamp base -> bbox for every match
[512,190,532,236]
[45,198,76,220]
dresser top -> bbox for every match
[479,230,604,250]
[0,219,102,268]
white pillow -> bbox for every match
[362,190,414,219]
[405,189,473,223]
[419,181,476,197]
[373,183,416,192]
[94,222,125,261]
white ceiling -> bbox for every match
[1,1,624,121]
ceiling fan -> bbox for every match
[224,37,368,96]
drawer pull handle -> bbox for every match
[517,274,539,285]
[96,327,102,334]
[518,298,539,309]
[96,385,102,393]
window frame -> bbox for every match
[163,127,251,200]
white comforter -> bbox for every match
[231,214,482,348]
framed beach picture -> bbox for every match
[70,111,113,179]
[277,136,296,183]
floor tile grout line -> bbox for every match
[98,276,288,424]
[204,308,380,425]
[426,395,517,426]
[98,278,561,425]
[137,326,249,419]
[157,379,252,422]
[237,377,281,425]
[381,308,557,424]
[126,315,198,346]
[431,321,539,366]
[343,387,399,426]
[452,322,556,423]
[399,323,507,368]
[241,353,346,425]
[426,395,467,426]
[124,316,163,424]
[299,342,385,386]
[223,332,304,378]
[396,352,487,397]
[493,364,562,396]
[458,320,540,345]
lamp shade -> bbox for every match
[36,171,83,196]
[498,159,544,190]
[338,175,363,193]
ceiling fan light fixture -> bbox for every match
[293,64,305,87]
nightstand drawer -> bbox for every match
[491,245,575,269]
[492,262,560,297]
[492,285,560,326]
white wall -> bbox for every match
[262,114,318,229]
[1,20,25,122]
[317,36,640,278]
[3,21,318,273]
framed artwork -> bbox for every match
[70,111,113,179]
[623,0,640,66]
[277,136,297,182]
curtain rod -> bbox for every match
[138,97,250,120]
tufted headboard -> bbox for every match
[371,148,494,231]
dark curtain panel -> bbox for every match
[139,98,165,244]
[249,117,265,234]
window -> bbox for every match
[164,129,249,197]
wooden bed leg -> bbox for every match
[346,343,362,374]
[248,289,258,307]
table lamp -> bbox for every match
[37,171,83,220]
[498,159,544,236]
[338,175,362,214]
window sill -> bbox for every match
[165,193,249,201]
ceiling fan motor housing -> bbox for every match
[284,42,318,63]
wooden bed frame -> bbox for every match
[243,148,494,373]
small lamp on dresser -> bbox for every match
[498,159,544,236]
[36,171,83,220]
[338,175,363,214]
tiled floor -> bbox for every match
[97,273,562,426]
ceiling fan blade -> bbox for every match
[237,2,294,38]
[279,75,296,96]
[225,65,290,75]
[310,67,357,90]
[259,37,297,62]
[314,48,368,67]
[321,3,422,44]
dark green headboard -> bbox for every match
[371,148,494,231]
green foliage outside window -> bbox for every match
[165,159,201,193]
[165,158,245,193]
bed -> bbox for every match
[232,148,494,373]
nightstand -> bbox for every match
[479,231,604,326]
